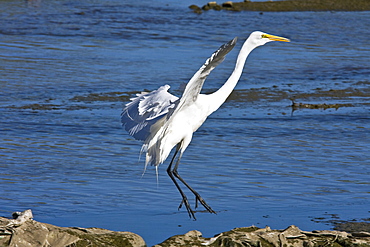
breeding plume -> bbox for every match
[121,31,290,219]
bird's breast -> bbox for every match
[174,103,208,133]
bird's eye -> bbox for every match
[261,34,267,39]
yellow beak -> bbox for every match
[262,34,290,42]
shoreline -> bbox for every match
[189,0,370,13]
[2,210,370,247]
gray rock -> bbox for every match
[0,210,146,247]
[3,209,370,246]
[155,225,370,246]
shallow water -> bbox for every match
[1,0,369,245]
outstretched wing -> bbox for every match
[179,37,237,106]
[121,85,179,141]
[142,38,238,166]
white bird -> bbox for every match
[121,31,290,219]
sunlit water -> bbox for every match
[0,0,369,245]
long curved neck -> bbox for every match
[206,38,258,114]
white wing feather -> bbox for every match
[121,85,178,141]
[178,37,237,107]
[122,38,237,165]
[143,38,238,165]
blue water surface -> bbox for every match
[0,1,369,245]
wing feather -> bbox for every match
[121,85,178,141]
[142,38,237,165]
[179,37,237,106]
[122,38,237,165]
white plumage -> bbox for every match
[121,85,178,141]
[121,31,290,219]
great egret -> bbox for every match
[121,31,290,219]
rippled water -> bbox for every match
[1,0,369,245]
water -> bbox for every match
[1,0,369,245]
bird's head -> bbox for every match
[249,31,290,47]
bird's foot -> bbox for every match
[179,198,196,220]
[178,195,215,219]
[195,195,216,214]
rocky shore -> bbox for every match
[0,210,145,247]
[189,0,370,13]
[2,210,370,247]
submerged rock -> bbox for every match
[202,1,222,11]
[0,210,146,247]
[290,100,354,110]
[189,4,202,14]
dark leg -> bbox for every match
[167,144,196,219]
[172,154,216,215]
